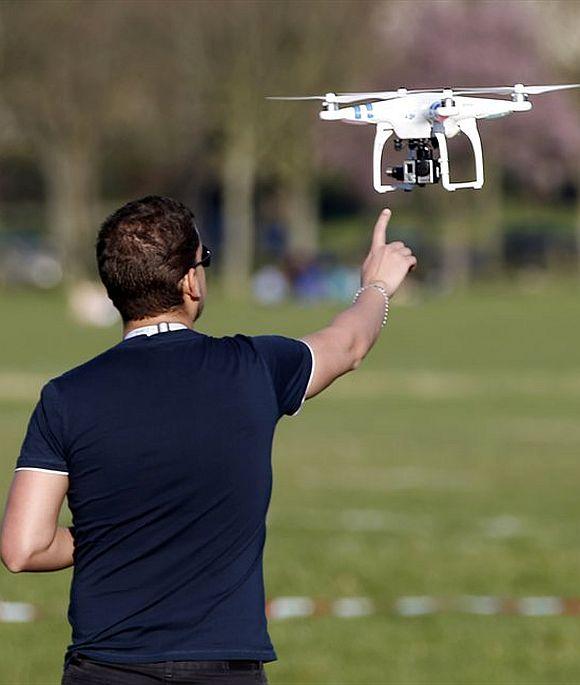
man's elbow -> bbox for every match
[351,355,363,371]
[1,537,32,573]
[348,338,368,371]
[1,550,27,573]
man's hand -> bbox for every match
[361,208,417,296]
[301,208,417,400]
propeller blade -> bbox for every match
[336,88,474,100]
[453,87,515,95]
[453,84,580,96]
[335,91,403,101]
[266,96,328,101]
[524,84,580,95]
[267,92,408,104]
[269,88,474,104]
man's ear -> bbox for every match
[183,267,200,301]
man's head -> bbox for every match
[96,196,207,323]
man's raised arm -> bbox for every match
[301,209,416,399]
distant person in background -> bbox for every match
[0,196,416,684]
[251,264,289,304]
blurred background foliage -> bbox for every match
[0,0,578,302]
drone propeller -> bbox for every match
[335,88,449,100]
[335,85,580,100]
[453,84,580,96]
[267,84,580,105]
[266,96,328,101]
[333,90,409,102]
[267,90,409,104]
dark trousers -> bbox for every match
[61,652,269,685]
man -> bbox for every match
[1,196,416,684]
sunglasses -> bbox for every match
[193,244,212,269]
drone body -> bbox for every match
[269,84,579,192]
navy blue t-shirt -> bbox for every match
[14,329,314,666]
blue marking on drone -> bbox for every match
[354,105,362,119]
[366,103,374,118]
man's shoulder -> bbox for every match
[48,342,127,391]
[211,333,305,359]
[45,332,297,394]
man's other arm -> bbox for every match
[302,209,416,399]
[1,471,73,573]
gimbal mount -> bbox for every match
[373,120,485,192]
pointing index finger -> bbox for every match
[372,208,391,250]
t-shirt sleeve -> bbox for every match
[252,335,315,417]
[14,381,69,475]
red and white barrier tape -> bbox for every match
[266,596,580,620]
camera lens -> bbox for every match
[386,166,405,181]
[415,160,430,176]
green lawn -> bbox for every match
[1,279,580,684]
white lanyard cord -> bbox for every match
[123,322,188,340]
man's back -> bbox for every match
[16,328,312,664]
[1,198,416,684]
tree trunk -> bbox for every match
[221,127,256,299]
[41,141,99,283]
[439,217,471,290]
[284,169,319,257]
[474,164,504,279]
[437,193,472,291]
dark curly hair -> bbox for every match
[96,196,200,322]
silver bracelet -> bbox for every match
[352,282,390,327]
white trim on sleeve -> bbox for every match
[290,340,316,417]
[14,467,69,476]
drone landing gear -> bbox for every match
[433,118,485,191]
[373,120,484,192]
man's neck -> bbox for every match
[123,312,193,339]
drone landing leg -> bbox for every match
[373,125,407,192]
[435,118,484,191]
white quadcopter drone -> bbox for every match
[269,84,580,192]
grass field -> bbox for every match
[1,279,580,684]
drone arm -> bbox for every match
[435,118,484,191]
